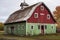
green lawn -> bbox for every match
[0,31,60,40]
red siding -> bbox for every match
[27,4,55,24]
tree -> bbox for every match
[53,6,60,28]
[0,22,4,31]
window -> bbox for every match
[31,26,33,29]
[52,26,53,29]
[40,6,44,10]
[38,25,40,29]
[47,14,50,19]
[45,25,47,29]
[34,13,38,18]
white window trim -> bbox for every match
[31,25,34,30]
[34,13,38,18]
[47,14,50,19]
[40,6,44,10]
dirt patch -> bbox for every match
[0,38,17,40]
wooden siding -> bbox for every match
[27,3,55,24]
[26,23,56,35]
[4,21,26,36]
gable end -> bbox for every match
[42,3,56,23]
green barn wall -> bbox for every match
[4,22,56,36]
[26,23,41,35]
[44,24,56,34]
[4,21,26,36]
[26,23,56,35]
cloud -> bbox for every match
[0,16,8,23]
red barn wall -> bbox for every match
[27,4,55,24]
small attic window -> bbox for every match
[47,14,50,19]
[34,13,38,18]
[40,6,44,10]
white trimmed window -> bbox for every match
[51,25,54,29]
[47,14,50,19]
[45,25,47,29]
[34,13,38,18]
[40,6,44,10]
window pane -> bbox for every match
[40,6,44,10]
[34,13,38,18]
[31,26,33,29]
[47,14,50,19]
[45,25,47,29]
[38,25,40,29]
[52,26,53,29]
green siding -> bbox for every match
[26,23,56,35]
[4,22,56,36]
[4,22,26,36]
[26,23,41,35]
[44,24,56,34]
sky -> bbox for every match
[0,0,60,23]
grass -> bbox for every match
[0,31,60,40]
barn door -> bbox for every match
[11,27,14,34]
[41,25,44,34]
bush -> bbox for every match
[0,22,4,31]
[0,26,4,31]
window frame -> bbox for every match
[47,14,50,19]
[31,26,33,29]
[34,13,38,18]
[40,6,44,10]
[38,25,40,29]
[45,25,47,29]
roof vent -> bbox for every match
[20,0,29,9]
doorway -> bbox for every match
[10,26,14,34]
[41,25,44,34]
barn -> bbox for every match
[4,2,56,36]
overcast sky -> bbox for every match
[0,0,60,23]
